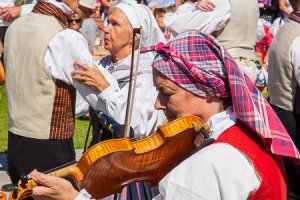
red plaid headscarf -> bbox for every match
[143,31,300,162]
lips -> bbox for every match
[164,111,176,121]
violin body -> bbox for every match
[4,115,209,200]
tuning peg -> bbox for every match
[20,173,28,188]
[12,186,18,199]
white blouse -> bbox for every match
[154,106,261,200]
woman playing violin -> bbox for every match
[30,31,300,199]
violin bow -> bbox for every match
[124,27,143,138]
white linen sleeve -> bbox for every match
[290,36,300,86]
[75,91,89,117]
[158,143,261,200]
[163,0,231,35]
[20,0,36,16]
[74,189,94,200]
[97,73,166,136]
[45,29,118,111]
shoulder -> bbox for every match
[184,142,252,169]
[160,143,260,199]
[54,29,87,42]
[49,29,89,52]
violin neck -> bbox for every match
[47,163,82,183]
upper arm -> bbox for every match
[46,29,103,109]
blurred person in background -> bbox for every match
[78,0,99,53]
[258,0,279,23]
[164,0,261,85]
[0,0,36,63]
[272,0,293,35]
[68,12,82,31]
[268,0,300,199]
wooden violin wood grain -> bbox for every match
[5,115,209,200]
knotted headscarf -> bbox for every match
[112,0,166,47]
[143,31,300,161]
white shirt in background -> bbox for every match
[0,0,36,27]
[290,36,300,86]
[163,0,231,35]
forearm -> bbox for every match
[99,76,166,136]
[279,0,292,16]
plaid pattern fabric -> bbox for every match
[50,80,76,139]
[143,31,300,161]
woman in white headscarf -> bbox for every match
[73,0,166,138]
[28,0,166,199]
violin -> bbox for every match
[1,115,210,200]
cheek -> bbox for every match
[112,31,131,48]
[166,97,181,114]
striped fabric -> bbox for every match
[50,80,76,139]
[142,31,300,162]
[32,2,68,28]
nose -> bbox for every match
[154,93,166,110]
[104,24,110,33]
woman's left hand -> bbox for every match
[72,61,110,92]
[30,170,79,200]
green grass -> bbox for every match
[0,85,8,153]
[0,85,90,153]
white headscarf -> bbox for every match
[113,0,166,47]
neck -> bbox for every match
[111,48,131,63]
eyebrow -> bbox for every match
[157,83,177,92]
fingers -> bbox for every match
[71,70,86,77]
[74,76,90,85]
[0,8,9,19]
[30,170,54,187]
[74,60,90,71]
[196,0,215,12]
[1,7,21,21]
[32,185,53,197]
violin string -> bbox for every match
[43,160,77,174]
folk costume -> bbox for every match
[85,1,167,199]
[268,11,300,199]
[5,0,77,184]
[5,0,166,186]
[143,31,300,199]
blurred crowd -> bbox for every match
[0,0,300,199]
